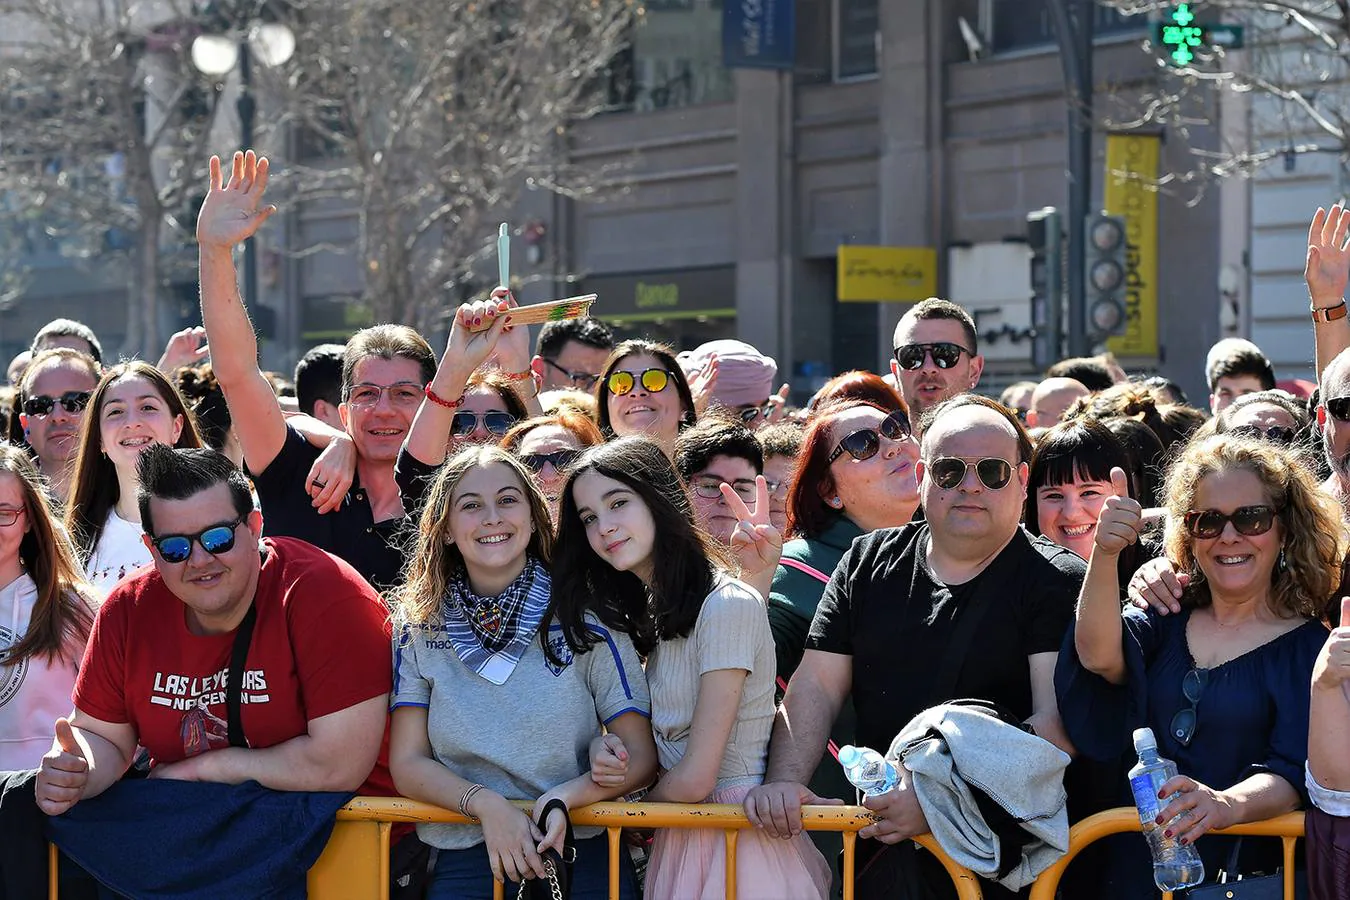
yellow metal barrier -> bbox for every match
[313,797,984,900]
[1027,807,1306,900]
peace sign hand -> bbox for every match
[721,475,783,577]
[197,151,277,251]
[1306,204,1350,308]
[1092,467,1142,559]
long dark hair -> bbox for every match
[594,340,695,438]
[547,436,727,662]
[65,362,203,561]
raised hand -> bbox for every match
[1313,597,1350,692]
[764,383,792,424]
[196,151,277,251]
[443,293,511,380]
[1306,204,1350,307]
[157,326,209,372]
[35,717,89,816]
[721,475,783,576]
[688,355,718,415]
[1093,467,1142,558]
[482,288,533,379]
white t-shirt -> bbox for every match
[85,510,152,594]
[0,573,81,770]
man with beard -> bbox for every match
[889,299,984,435]
[18,349,100,505]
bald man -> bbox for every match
[1026,377,1090,428]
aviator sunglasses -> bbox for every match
[450,412,516,438]
[607,368,672,396]
[1183,505,1278,539]
[22,391,91,418]
[926,457,1014,491]
[827,410,912,463]
[1169,666,1209,747]
[151,518,244,564]
[893,342,972,371]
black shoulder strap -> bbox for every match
[226,604,258,749]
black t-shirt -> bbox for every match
[248,425,405,592]
[806,522,1085,755]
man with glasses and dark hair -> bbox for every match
[531,315,615,391]
[18,348,100,505]
[744,395,1083,900]
[889,298,985,432]
[673,415,765,546]
[35,445,395,811]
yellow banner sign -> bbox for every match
[1103,133,1160,357]
[837,246,937,302]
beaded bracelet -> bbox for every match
[424,383,466,409]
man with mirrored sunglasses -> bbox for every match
[18,348,101,506]
[746,396,1084,900]
[888,299,984,433]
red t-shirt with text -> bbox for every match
[73,537,395,797]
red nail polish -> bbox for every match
[1163,830,1172,838]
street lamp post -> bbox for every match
[191,22,294,313]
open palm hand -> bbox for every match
[196,150,277,251]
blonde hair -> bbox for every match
[1163,434,1344,618]
[392,446,554,629]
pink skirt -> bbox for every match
[644,784,831,900]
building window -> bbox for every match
[617,0,732,113]
[834,0,878,80]
[989,0,1142,55]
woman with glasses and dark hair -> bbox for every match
[594,339,696,457]
[1056,433,1342,897]
[500,409,604,520]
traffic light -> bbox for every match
[1084,212,1128,338]
[1027,207,1062,370]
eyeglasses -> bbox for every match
[22,391,91,418]
[1228,424,1296,445]
[927,457,1014,491]
[827,410,913,463]
[151,518,243,564]
[690,476,757,502]
[764,477,785,496]
[542,358,599,391]
[520,448,581,473]
[735,402,773,425]
[346,381,424,409]
[1168,667,1209,747]
[607,368,672,396]
[450,412,516,438]
[1326,397,1350,422]
[0,506,25,527]
[1183,505,1279,539]
[893,342,973,371]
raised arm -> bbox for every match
[1309,598,1350,795]
[1306,205,1350,380]
[196,151,287,475]
[1073,468,1140,686]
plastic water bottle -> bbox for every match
[838,744,899,798]
[1128,727,1205,892]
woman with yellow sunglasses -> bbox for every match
[595,340,696,457]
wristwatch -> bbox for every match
[1312,300,1348,323]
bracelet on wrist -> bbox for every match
[424,383,466,409]
[498,369,534,382]
[1311,300,1348,323]
[459,783,486,819]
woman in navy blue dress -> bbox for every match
[1056,433,1342,897]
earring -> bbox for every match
[1278,547,1288,573]
[829,497,843,509]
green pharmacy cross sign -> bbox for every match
[1153,3,1244,66]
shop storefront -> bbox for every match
[584,266,737,351]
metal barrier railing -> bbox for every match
[1027,807,1306,900]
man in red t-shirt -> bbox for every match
[35,445,394,814]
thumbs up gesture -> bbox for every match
[1092,467,1142,559]
[35,717,90,816]
[1312,597,1350,692]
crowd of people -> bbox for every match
[0,148,1348,900]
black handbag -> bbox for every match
[517,799,575,900]
[1180,837,1308,900]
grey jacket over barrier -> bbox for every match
[885,702,1072,891]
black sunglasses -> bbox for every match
[450,412,516,438]
[520,449,581,473]
[735,402,773,425]
[151,518,243,564]
[927,457,1014,491]
[23,391,92,418]
[893,342,972,371]
[1168,667,1209,747]
[1183,505,1278,540]
[827,410,912,463]
[542,358,599,390]
[1326,397,1350,422]
[1228,424,1296,445]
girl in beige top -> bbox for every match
[552,436,830,900]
